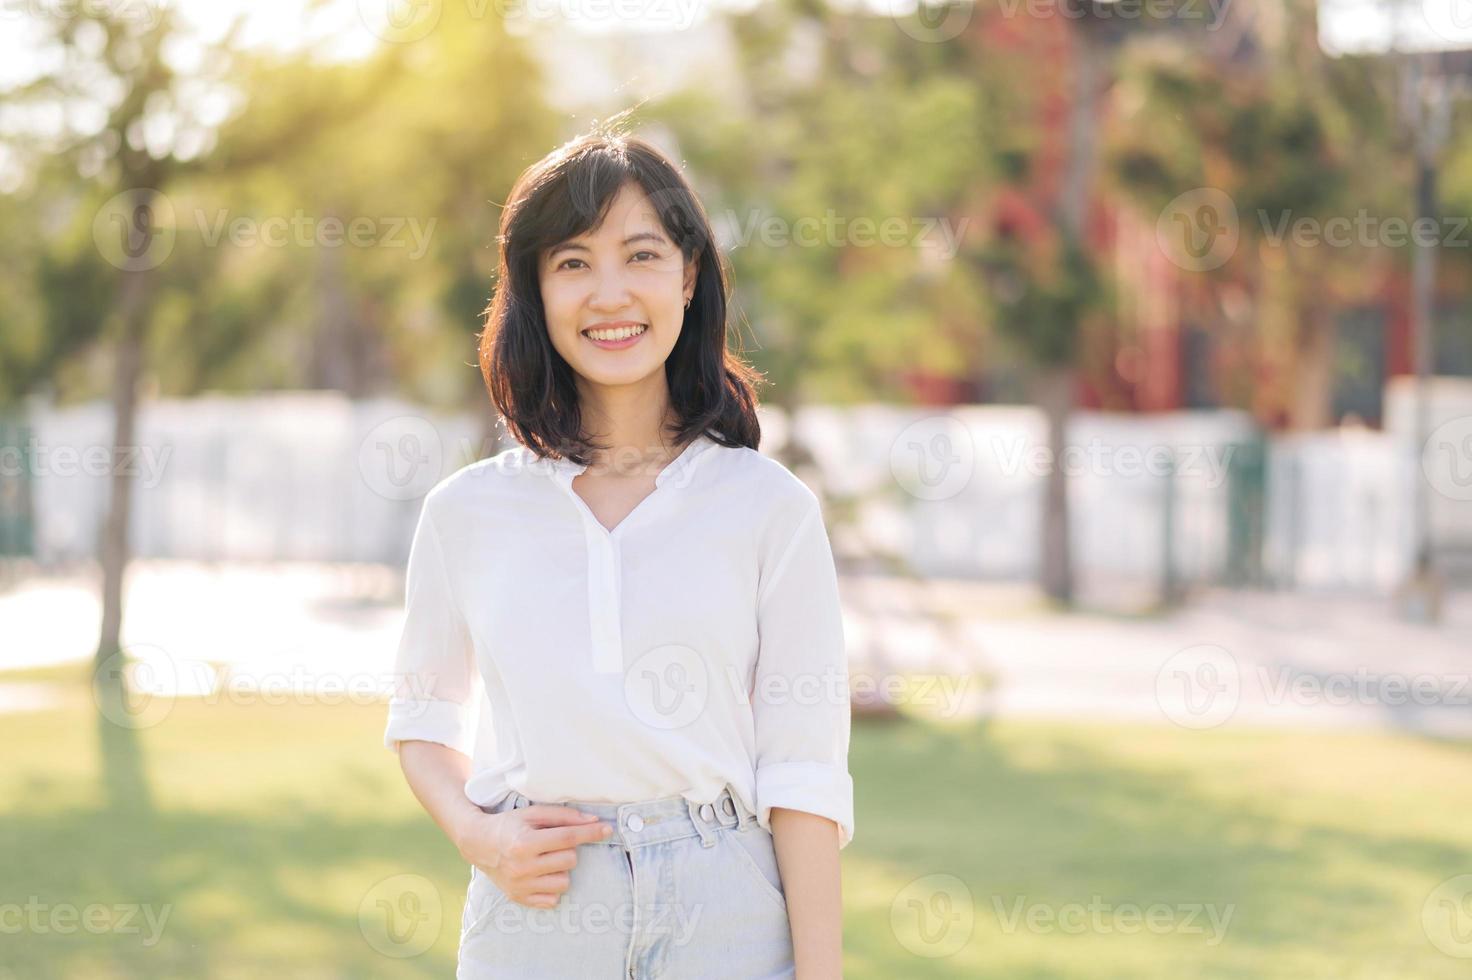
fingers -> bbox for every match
[520,805,604,828]
[525,818,613,854]
[511,874,571,910]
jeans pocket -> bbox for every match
[721,824,788,911]
[461,867,511,941]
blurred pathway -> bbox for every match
[3,561,1470,736]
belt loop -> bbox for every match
[722,784,749,827]
[687,798,718,848]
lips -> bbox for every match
[582,322,648,341]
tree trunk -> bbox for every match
[95,268,150,679]
[1289,304,1336,430]
[1032,366,1075,602]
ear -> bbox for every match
[683,252,700,300]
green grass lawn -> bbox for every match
[2,674,1470,979]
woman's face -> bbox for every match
[538,181,698,391]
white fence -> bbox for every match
[8,386,1472,594]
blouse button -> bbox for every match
[699,803,715,822]
[625,813,645,833]
[722,797,736,816]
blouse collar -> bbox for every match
[534,432,716,488]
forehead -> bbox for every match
[556,184,665,248]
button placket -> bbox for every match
[584,519,624,675]
[547,435,712,677]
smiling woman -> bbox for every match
[389,111,853,980]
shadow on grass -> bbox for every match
[843,716,1472,980]
[0,802,467,978]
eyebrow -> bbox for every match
[547,231,669,261]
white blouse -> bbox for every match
[383,431,855,849]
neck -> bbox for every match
[575,371,680,473]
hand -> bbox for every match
[455,804,613,909]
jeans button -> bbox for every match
[699,803,715,821]
[625,813,644,832]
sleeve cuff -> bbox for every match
[754,761,855,850]
[383,698,477,758]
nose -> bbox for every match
[587,265,633,311]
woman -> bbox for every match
[385,116,853,979]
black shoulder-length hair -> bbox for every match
[478,113,764,466]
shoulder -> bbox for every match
[709,443,823,538]
[420,443,542,519]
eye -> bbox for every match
[632,250,659,262]
[556,258,586,271]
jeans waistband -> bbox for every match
[480,783,755,850]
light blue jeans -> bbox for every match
[457,783,796,979]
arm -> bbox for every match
[384,497,485,848]
[772,808,844,979]
[396,739,484,858]
[752,493,855,980]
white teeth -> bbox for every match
[585,324,647,341]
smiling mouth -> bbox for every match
[582,324,648,341]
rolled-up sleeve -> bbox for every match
[383,497,483,758]
[751,492,855,850]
